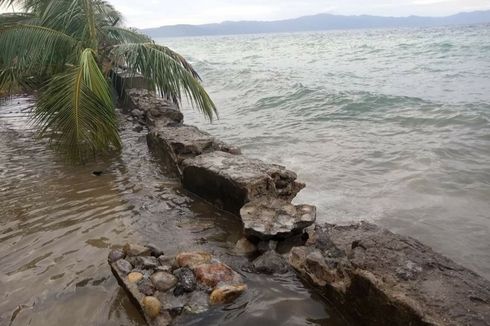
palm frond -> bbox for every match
[0,23,80,70]
[33,48,120,162]
[110,43,217,120]
[101,26,151,45]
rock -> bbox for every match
[121,88,184,127]
[209,284,247,305]
[289,222,490,326]
[176,252,212,268]
[252,250,289,274]
[241,198,316,240]
[234,237,257,255]
[194,263,242,289]
[124,243,151,257]
[135,256,159,269]
[154,312,172,326]
[142,296,161,318]
[150,272,177,291]
[138,279,156,296]
[182,151,305,215]
[145,244,164,257]
[174,267,196,292]
[108,249,125,262]
[115,259,133,275]
[147,125,239,177]
[128,272,144,283]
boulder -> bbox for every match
[209,284,247,305]
[289,222,490,326]
[182,151,305,215]
[241,198,316,240]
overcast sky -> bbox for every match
[2,0,490,28]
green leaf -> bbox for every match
[33,48,120,162]
[110,42,217,121]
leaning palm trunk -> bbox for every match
[0,0,217,162]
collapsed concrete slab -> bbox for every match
[109,245,247,326]
[289,222,490,326]
[240,198,316,240]
[122,88,184,128]
[181,151,306,215]
[147,125,241,177]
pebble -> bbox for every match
[142,296,161,318]
[115,259,132,275]
[108,249,125,262]
[128,272,144,283]
[150,272,177,291]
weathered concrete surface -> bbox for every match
[289,222,490,326]
[109,245,247,326]
[147,125,240,177]
[182,151,305,215]
[240,198,316,240]
[123,88,184,128]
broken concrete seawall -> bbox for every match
[115,79,490,325]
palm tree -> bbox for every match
[0,0,217,162]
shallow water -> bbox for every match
[159,24,490,279]
[0,97,348,325]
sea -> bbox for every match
[158,24,490,279]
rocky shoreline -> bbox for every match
[112,77,490,325]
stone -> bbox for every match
[174,267,197,292]
[108,249,125,262]
[138,279,156,296]
[123,243,151,257]
[176,252,212,268]
[142,296,161,318]
[289,222,490,326]
[241,198,316,240]
[128,272,144,283]
[234,237,257,255]
[147,125,239,177]
[182,151,305,215]
[193,263,242,289]
[150,272,177,291]
[209,284,247,305]
[135,256,159,269]
[145,244,164,257]
[115,259,132,275]
[252,250,289,275]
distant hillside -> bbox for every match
[143,10,490,38]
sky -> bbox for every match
[2,0,490,28]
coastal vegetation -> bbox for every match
[0,0,216,162]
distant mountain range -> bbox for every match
[143,10,490,38]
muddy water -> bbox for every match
[0,97,348,326]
